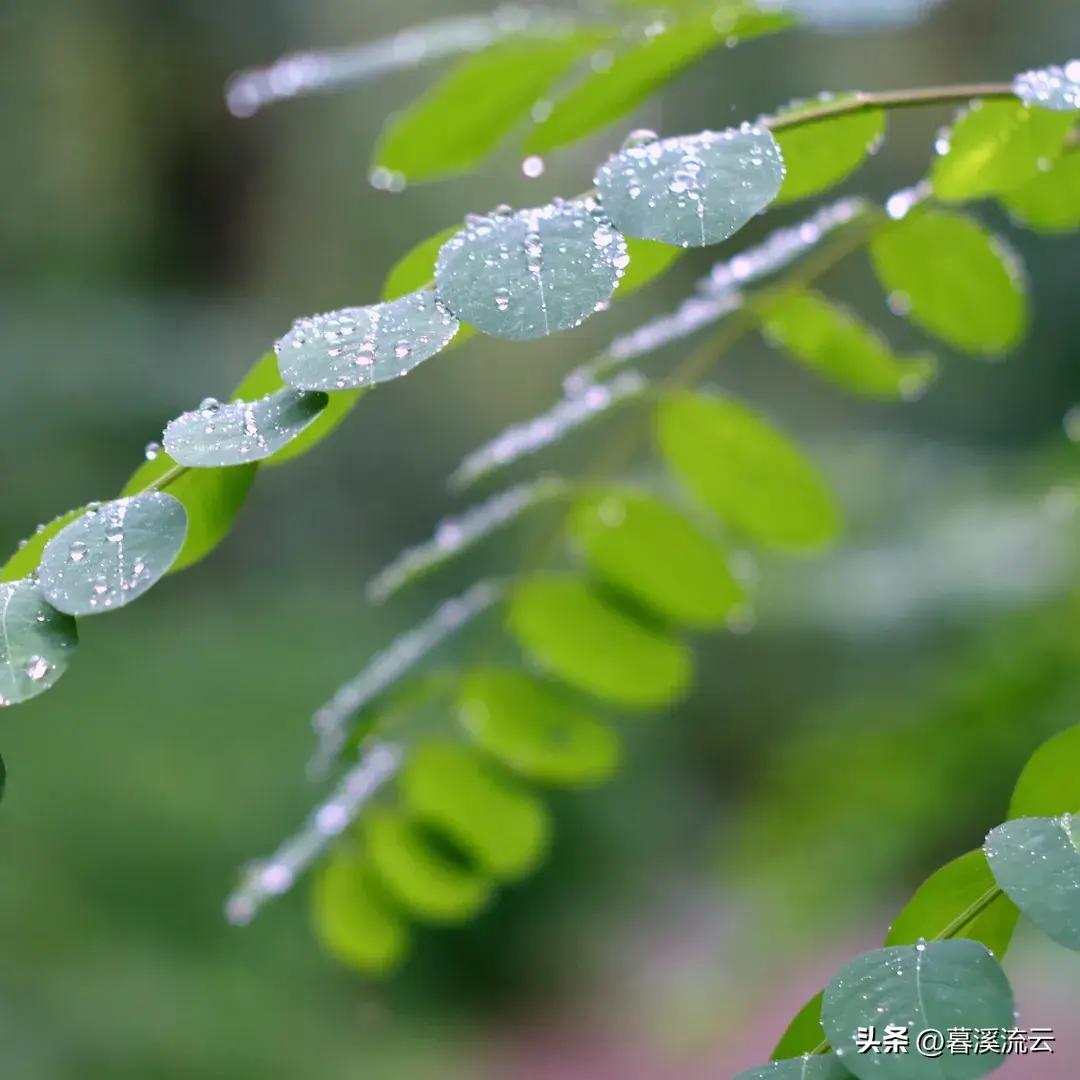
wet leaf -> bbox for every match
[37,494,188,616]
[1012,61,1080,112]
[163,388,329,468]
[567,489,743,626]
[734,1056,853,1080]
[869,207,1027,356]
[1008,721,1080,818]
[276,290,459,391]
[594,125,785,247]
[656,390,840,551]
[762,289,936,400]
[930,99,1076,203]
[507,574,693,707]
[435,199,627,340]
[984,815,1080,951]
[400,742,549,879]
[0,578,79,707]
[999,149,1080,233]
[458,668,620,785]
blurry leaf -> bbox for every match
[999,149,1080,233]
[1009,721,1080,818]
[458,668,620,785]
[434,199,626,340]
[1,507,87,584]
[163,389,330,468]
[312,849,409,973]
[0,579,78,706]
[884,849,1019,960]
[0,754,5,803]
[364,807,493,922]
[734,1056,853,1080]
[400,742,550,878]
[984,815,1080,951]
[762,289,936,400]
[821,941,1014,1079]
[868,208,1027,357]
[507,574,693,707]
[1012,62,1080,112]
[121,453,257,573]
[772,991,826,1059]
[232,354,363,467]
[524,8,791,154]
[930,99,1076,203]
[276,291,459,391]
[567,489,743,626]
[772,99,884,205]
[594,126,785,247]
[374,38,602,182]
[38,494,188,616]
[384,228,460,299]
[655,390,840,551]
[619,237,684,296]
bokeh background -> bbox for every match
[2,1,1080,1077]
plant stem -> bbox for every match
[142,463,190,493]
[763,83,1016,133]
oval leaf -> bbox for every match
[364,807,492,923]
[594,125,785,248]
[400,742,549,879]
[38,493,188,616]
[507,574,693,707]
[0,579,79,706]
[931,99,1077,203]
[567,489,743,626]
[458,668,620,786]
[312,850,409,974]
[773,99,884,205]
[999,149,1080,234]
[1008,721,1080,819]
[821,940,1015,1080]
[735,1056,853,1080]
[163,388,329,468]
[984,815,1080,951]
[1013,61,1080,112]
[869,208,1027,357]
[655,390,840,551]
[276,290,459,391]
[434,199,627,340]
[884,849,1019,961]
[762,289,935,400]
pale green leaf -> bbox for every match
[37,494,188,616]
[458,668,620,786]
[1008,721,1080,818]
[594,126,785,248]
[999,149,1080,234]
[655,390,840,551]
[0,579,79,707]
[507,574,693,707]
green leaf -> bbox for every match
[619,237,684,296]
[772,99,884,205]
[507,574,693,707]
[383,228,460,300]
[458,668,620,785]
[37,494,188,616]
[276,290,459,392]
[655,390,840,551]
[232,354,363,467]
[984,815,1080,951]
[999,149,1080,234]
[363,807,493,923]
[884,849,1019,961]
[374,37,602,182]
[1,507,88,584]
[567,489,743,626]
[735,1056,853,1080]
[761,289,936,400]
[930,99,1076,203]
[163,388,329,468]
[312,849,409,974]
[400,742,550,879]
[121,453,257,573]
[0,754,5,803]
[434,199,627,340]
[821,941,1014,1080]
[524,8,790,155]
[594,126,785,248]
[868,207,1028,357]
[772,991,827,1059]
[0,579,79,707]
[1008,721,1080,818]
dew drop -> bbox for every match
[521,155,545,179]
[144,441,162,461]
[25,655,48,681]
[68,541,88,563]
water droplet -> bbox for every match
[199,397,220,414]
[521,155,545,179]
[92,577,109,596]
[887,290,912,316]
[144,441,162,461]
[25,655,48,681]
[68,541,88,563]
[494,288,512,311]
